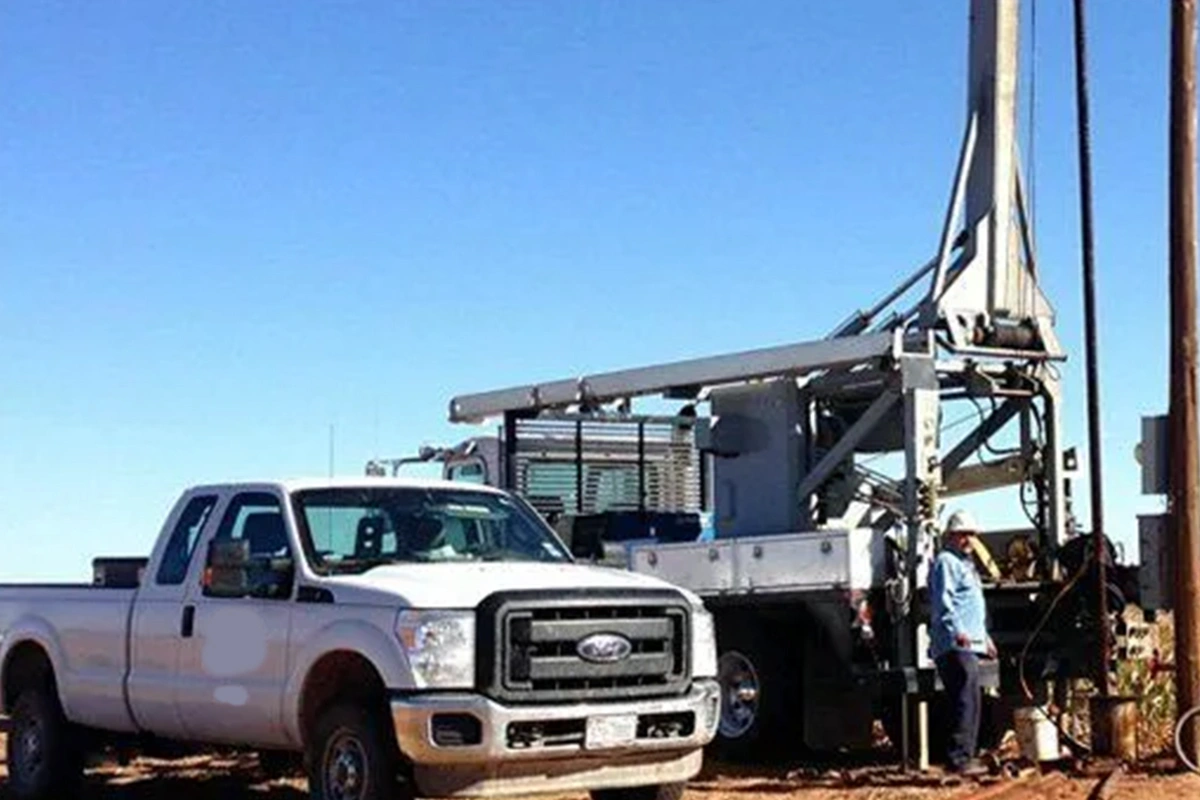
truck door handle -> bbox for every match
[180,605,196,638]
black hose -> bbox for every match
[1017,555,1094,755]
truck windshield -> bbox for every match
[291,487,571,575]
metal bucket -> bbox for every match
[1090,695,1139,761]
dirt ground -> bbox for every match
[1,732,1199,800]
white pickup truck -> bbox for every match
[0,478,719,800]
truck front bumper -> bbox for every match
[391,679,720,797]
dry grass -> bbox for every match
[1115,608,1178,758]
[1050,607,1180,760]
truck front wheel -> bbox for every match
[5,686,83,800]
[591,782,687,800]
[307,703,406,800]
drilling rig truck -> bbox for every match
[369,0,1162,765]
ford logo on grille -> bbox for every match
[576,632,633,664]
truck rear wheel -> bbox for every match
[5,686,83,800]
[307,703,407,800]
[710,618,803,761]
[591,782,687,800]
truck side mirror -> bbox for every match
[204,539,250,598]
[569,518,604,562]
[204,539,295,600]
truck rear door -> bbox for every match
[172,489,296,748]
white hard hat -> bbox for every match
[945,510,980,536]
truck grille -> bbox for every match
[477,589,691,704]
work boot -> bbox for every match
[947,758,989,778]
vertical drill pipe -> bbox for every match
[1170,0,1200,767]
[1072,0,1110,696]
[503,412,519,491]
[575,419,584,513]
[638,421,646,513]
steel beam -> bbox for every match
[899,370,941,773]
[931,112,979,303]
[831,256,938,338]
[943,455,1029,496]
[802,367,893,399]
[450,332,895,423]
[795,390,900,506]
[1041,377,1068,554]
[966,0,1021,313]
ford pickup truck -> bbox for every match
[0,478,719,800]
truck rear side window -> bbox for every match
[156,495,218,585]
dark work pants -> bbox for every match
[935,650,981,768]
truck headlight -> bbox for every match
[691,608,717,678]
[396,610,476,689]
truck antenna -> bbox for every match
[328,423,335,478]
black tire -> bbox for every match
[591,782,687,800]
[710,617,804,762]
[306,703,407,800]
[259,748,304,779]
[4,686,84,800]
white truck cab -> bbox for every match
[0,478,719,800]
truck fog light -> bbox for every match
[431,713,483,747]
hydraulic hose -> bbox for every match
[1175,705,1200,774]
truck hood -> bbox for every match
[324,561,696,609]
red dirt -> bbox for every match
[2,732,1199,799]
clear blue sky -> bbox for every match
[0,1,1176,580]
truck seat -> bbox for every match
[403,517,446,553]
[243,512,288,557]
[355,515,389,558]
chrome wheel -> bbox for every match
[717,650,760,739]
[323,731,368,800]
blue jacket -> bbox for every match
[928,547,990,659]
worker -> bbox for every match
[929,510,997,776]
[400,515,459,561]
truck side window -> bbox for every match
[447,461,486,484]
[207,491,293,600]
[156,494,218,586]
[212,492,289,557]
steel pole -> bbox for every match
[1071,0,1111,696]
[1170,0,1200,768]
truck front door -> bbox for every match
[128,491,221,738]
[174,489,295,748]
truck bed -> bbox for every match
[0,585,137,733]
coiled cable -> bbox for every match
[1174,705,1200,774]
